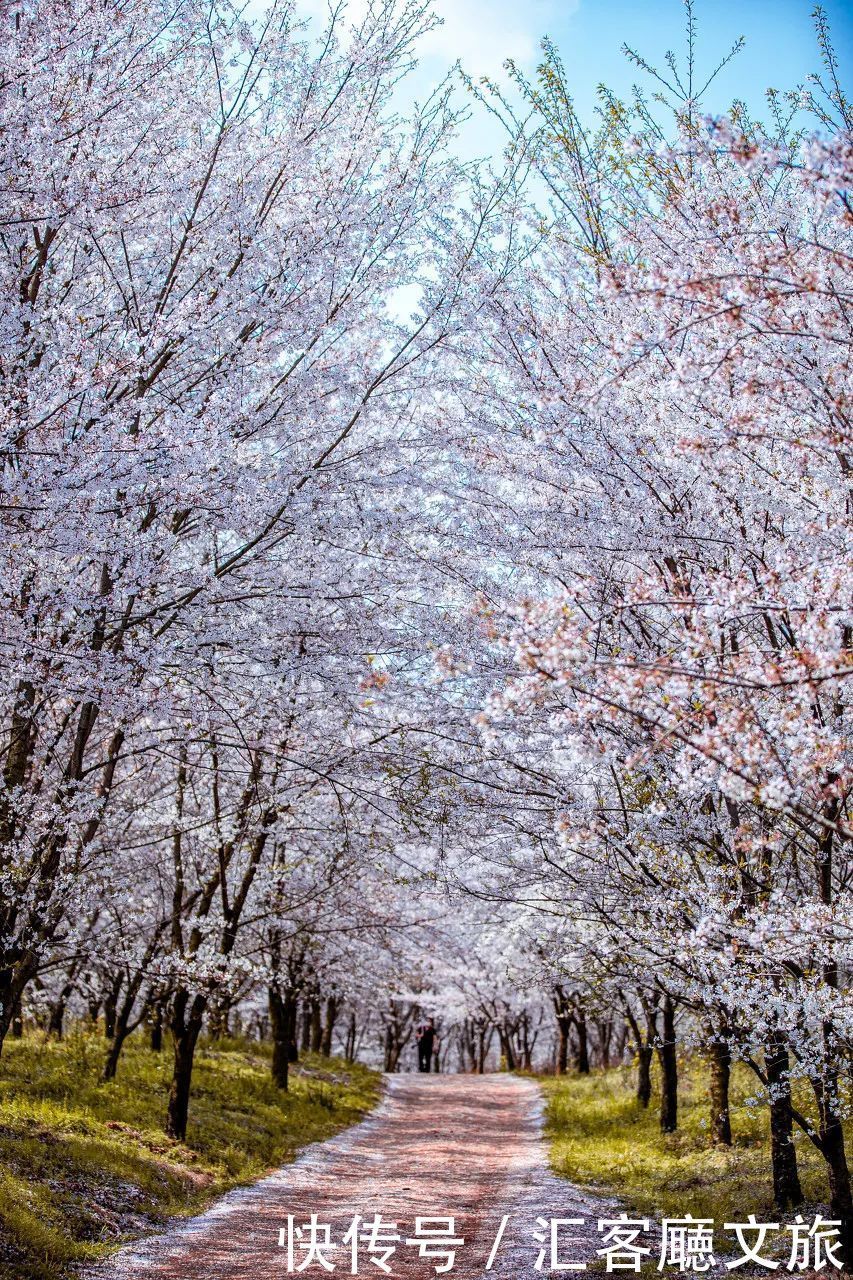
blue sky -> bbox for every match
[352,0,853,159]
[435,0,845,158]
[482,0,853,115]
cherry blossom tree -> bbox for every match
[466,24,853,1256]
[0,0,482,1063]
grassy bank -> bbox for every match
[0,1029,381,1280]
[542,1059,835,1232]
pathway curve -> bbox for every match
[91,1074,620,1280]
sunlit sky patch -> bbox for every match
[296,0,853,161]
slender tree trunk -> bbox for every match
[47,995,67,1039]
[813,1072,853,1268]
[269,987,291,1090]
[765,1033,803,1209]
[556,1019,570,1074]
[149,1000,164,1052]
[320,995,337,1057]
[344,1011,357,1063]
[823,1139,853,1272]
[383,1023,401,1073]
[310,999,322,1054]
[596,1018,612,1068]
[553,986,573,1075]
[476,1025,487,1074]
[207,998,230,1040]
[657,995,678,1133]
[301,1001,311,1052]
[460,1019,474,1072]
[0,965,21,1051]
[102,1025,131,1081]
[11,994,23,1038]
[499,1026,516,1071]
[46,959,82,1040]
[0,681,36,1056]
[813,792,852,1268]
[574,1011,590,1074]
[623,1001,653,1107]
[165,991,206,1140]
[103,964,154,1081]
[637,1046,653,1108]
[708,1037,732,1146]
[103,984,119,1039]
[167,1030,200,1140]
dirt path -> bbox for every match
[92,1074,619,1280]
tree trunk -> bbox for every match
[0,954,36,1054]
[813,1072,853,1268]
[310,999,322,1054]
[556,1018,570,1074]
[476,1024,488,1074]
[103,985,119,1040]
[623,1000,654,1107]
[102,964,153,1081]
[320,995,337,1057]
[821,1123,853,1270]
[149,1001,164,1052]
[102,1026,131,1081]
[499,1026,516,1071]
[708,1037,732,1146]
[0,973,16,1053]
[47,960,84,1041]
[574,1011,590,1074]
[765,1033,803,1209]
[301,1001,311,1052]
[47,995,67,1039]
[383,1023,398,1073]
[813,795,852,1268]
[0,680,37,1055]
[269,987,292,1090]
[207,998,230,1040]
[11,994,23,1038]
[657,995,678,1133]
[637,1045,653,1108]
[596,1018,613,1068]
[344,1011,357,1063]
[165,991,206,1141]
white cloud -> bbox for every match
[291,0,576,80]
[419,0,572,79]
[284,0,580,160]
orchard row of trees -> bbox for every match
[1,0,851,1263]
[10,897,622,1079]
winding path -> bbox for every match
[93,1074,619,1279]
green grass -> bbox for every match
[542,1058,841,1260]
[0,1028,381,1280]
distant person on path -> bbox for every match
[415,1017,436,1072]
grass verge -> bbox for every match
[0,1029,381,1280]
[542,1059,842,1263]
